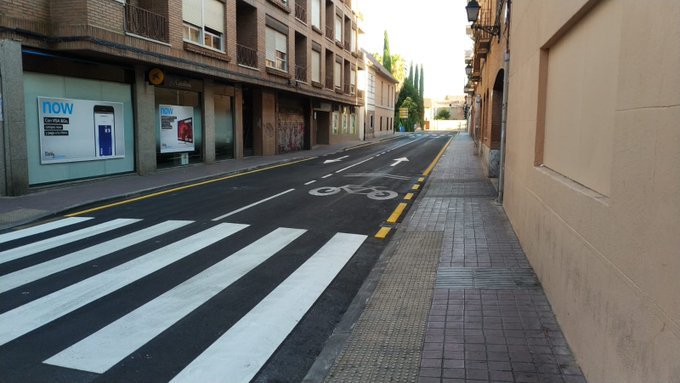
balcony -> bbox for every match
[237,44,258,68]
[472,8,493,45]
[325,75,334,89]
[295,65,307,82]
[326,26,334,40]
[343,83,350,94]
[295,1,307,22]
[125,4,169,42]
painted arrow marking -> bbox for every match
[323,155,349,164]
[390,157,409,167]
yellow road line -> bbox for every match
[375,227,391,239]
[411,184,420,191]
[66,157,316,217]
[418,177,425,183]
[404,193,414,200]
[422,136,454,176]
[387,202,408,224]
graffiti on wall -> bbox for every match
[277,111,305,153]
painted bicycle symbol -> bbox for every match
[309,184,398,200]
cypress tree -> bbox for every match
[408,62,414,87]
[382,31,392,73]
[414,64,420,94]
[419,64,424,98]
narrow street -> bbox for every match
[0,133,453,382]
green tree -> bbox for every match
[418,65,424,98]
[400,96,419,131]
[407,62,414,88]
[382,31,392,73]
[414,64,420,94]
[418,64,425,124]
[434,109,451,120]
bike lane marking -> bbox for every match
[304,180,317,185]
[211,189,295,221]
[322,174,333,179]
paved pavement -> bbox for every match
[316,133,587,383]
[0,131,587,383]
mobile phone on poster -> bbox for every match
[94,105,115,156]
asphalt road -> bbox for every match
[0,132,453,383]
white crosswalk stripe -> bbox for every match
[0,217,93,245]
[0,222,247,346]
[1,217,368,381]
[171,232,367,383]
[0,218,140,265]
[0,220,192,293]
[44,227,306,373]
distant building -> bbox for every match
[358,49,398,139]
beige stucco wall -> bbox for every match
[504,0,680,382]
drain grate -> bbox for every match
[436,267,540,289]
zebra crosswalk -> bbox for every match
[0,217,367,381]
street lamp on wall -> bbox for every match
[465,0,501,37]
[465,63,472,76]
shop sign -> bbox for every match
[38,97,125,164]
[159,104,195,153]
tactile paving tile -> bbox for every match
[435,267,540,289]
[325,231,442,383]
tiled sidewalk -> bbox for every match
[417,134,586,383]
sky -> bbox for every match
[356,0,472,100]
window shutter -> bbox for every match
[204,0,224,32]
[265,28,276,62]
[183,0,202,26]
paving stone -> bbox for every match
[324,135,587,383]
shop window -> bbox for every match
[155,87,203,167]
[182,0,225,51]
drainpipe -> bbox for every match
[497,0,511,204]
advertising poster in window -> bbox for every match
[159,104,195,153]
[38,97,125,164]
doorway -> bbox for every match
[242,88,254,156]
[315,111,330,145]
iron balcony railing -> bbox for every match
[295,65,307,82]
[295,2,307,22]
[343,83,350,94]
[343,40,350,51]
[125,4,169,42]
[326,25,333,39]
[325,75,334,89]
[473,8,494,41]
[237,44,258,68]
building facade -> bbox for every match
[0,0,364,195]
[360,49,396,139]
[473,0,680,382]
[466,0,507,178]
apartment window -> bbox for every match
[351,27,357,52]
[183,0,225,51]
[311,49,321,83]
[350,67,356,94]
[334,13,342,42]
[311,0,321,29]
[334,60,342,88]
[266,27,288,71]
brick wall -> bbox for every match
[1,0,360,106]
